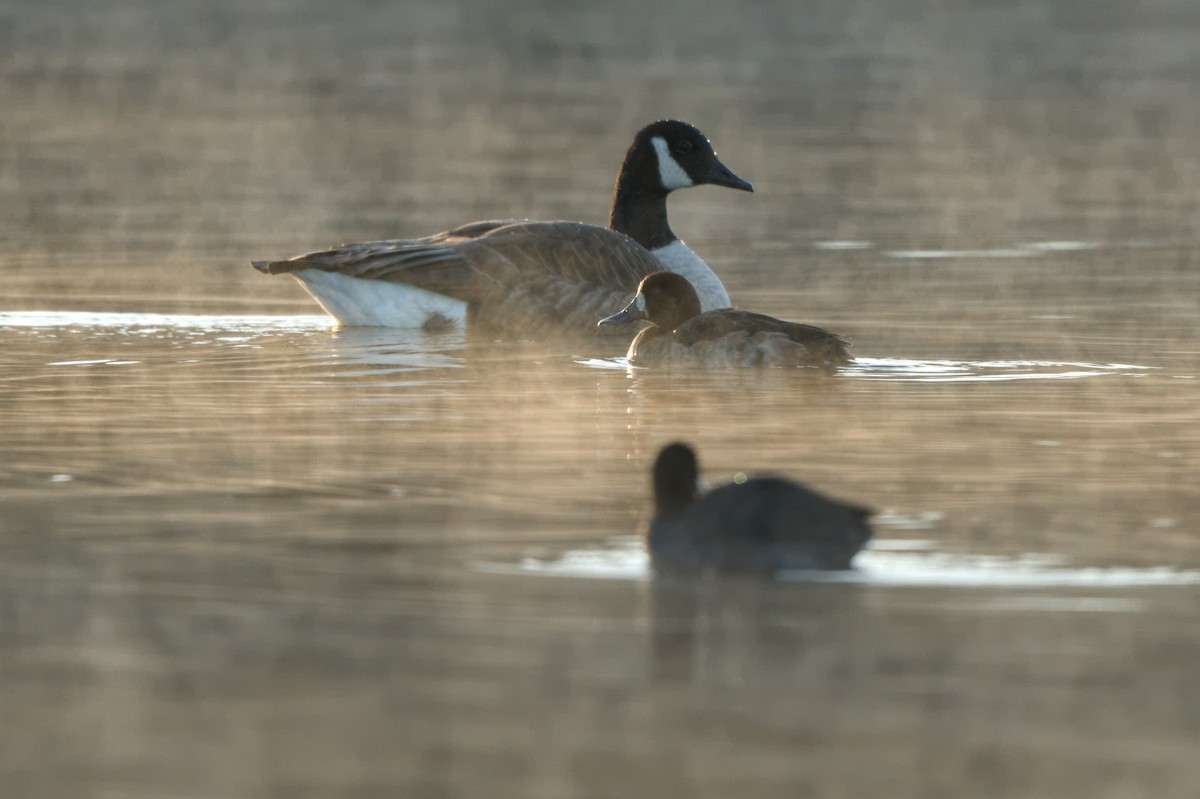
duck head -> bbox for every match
[598,271,704,332]
[653,442,702,517]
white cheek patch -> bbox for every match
[651,136,694,191]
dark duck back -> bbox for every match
[648,442,872,574]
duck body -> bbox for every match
[629,308,852,367]
[599,272,851,367]
[252,121,752,339]
[648,443,872,574]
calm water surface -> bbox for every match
[3,1,1200,797]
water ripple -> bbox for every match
[1,311,465,374]
[576,355,1151,382]
[476,537,1200,592]
[0,310,333,334]
[844,357,1151,382]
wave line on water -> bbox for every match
[0,310,334,334]
[476,537,1200,594]
[843,357,1151,383]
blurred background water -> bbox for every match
[1,1,1198,797]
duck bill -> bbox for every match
[597,300,649,327]
[703,156,753,192]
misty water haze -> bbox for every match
[2,1,1198,797]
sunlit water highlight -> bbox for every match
[885,241,1102,259]
[0,310,466,374]
[579,354,1151,382]
[7,312,1151,385]
[841,357,1151,382]
[0,310,334,334]
[477,536,1200,590]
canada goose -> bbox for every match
[251,120,752,339]
[648,442,873,573]
[598,272,851,367]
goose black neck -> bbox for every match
[609,150,677,250]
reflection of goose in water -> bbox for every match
[647,442,872,574]
[319,327,465,376]
[252,121,752,340]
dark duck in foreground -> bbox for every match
[648,442,873,574]
[251,120,752,339]
[599,272,851,367]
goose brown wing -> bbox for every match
[465,222,662,290]
[253,221,660,303]
[463,223,667,337]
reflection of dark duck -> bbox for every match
[252,121,752,339]
[647,442,872,574]
[599,272,851,367]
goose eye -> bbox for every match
[673,140,694,154]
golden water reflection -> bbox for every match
[5,0,1200,794]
